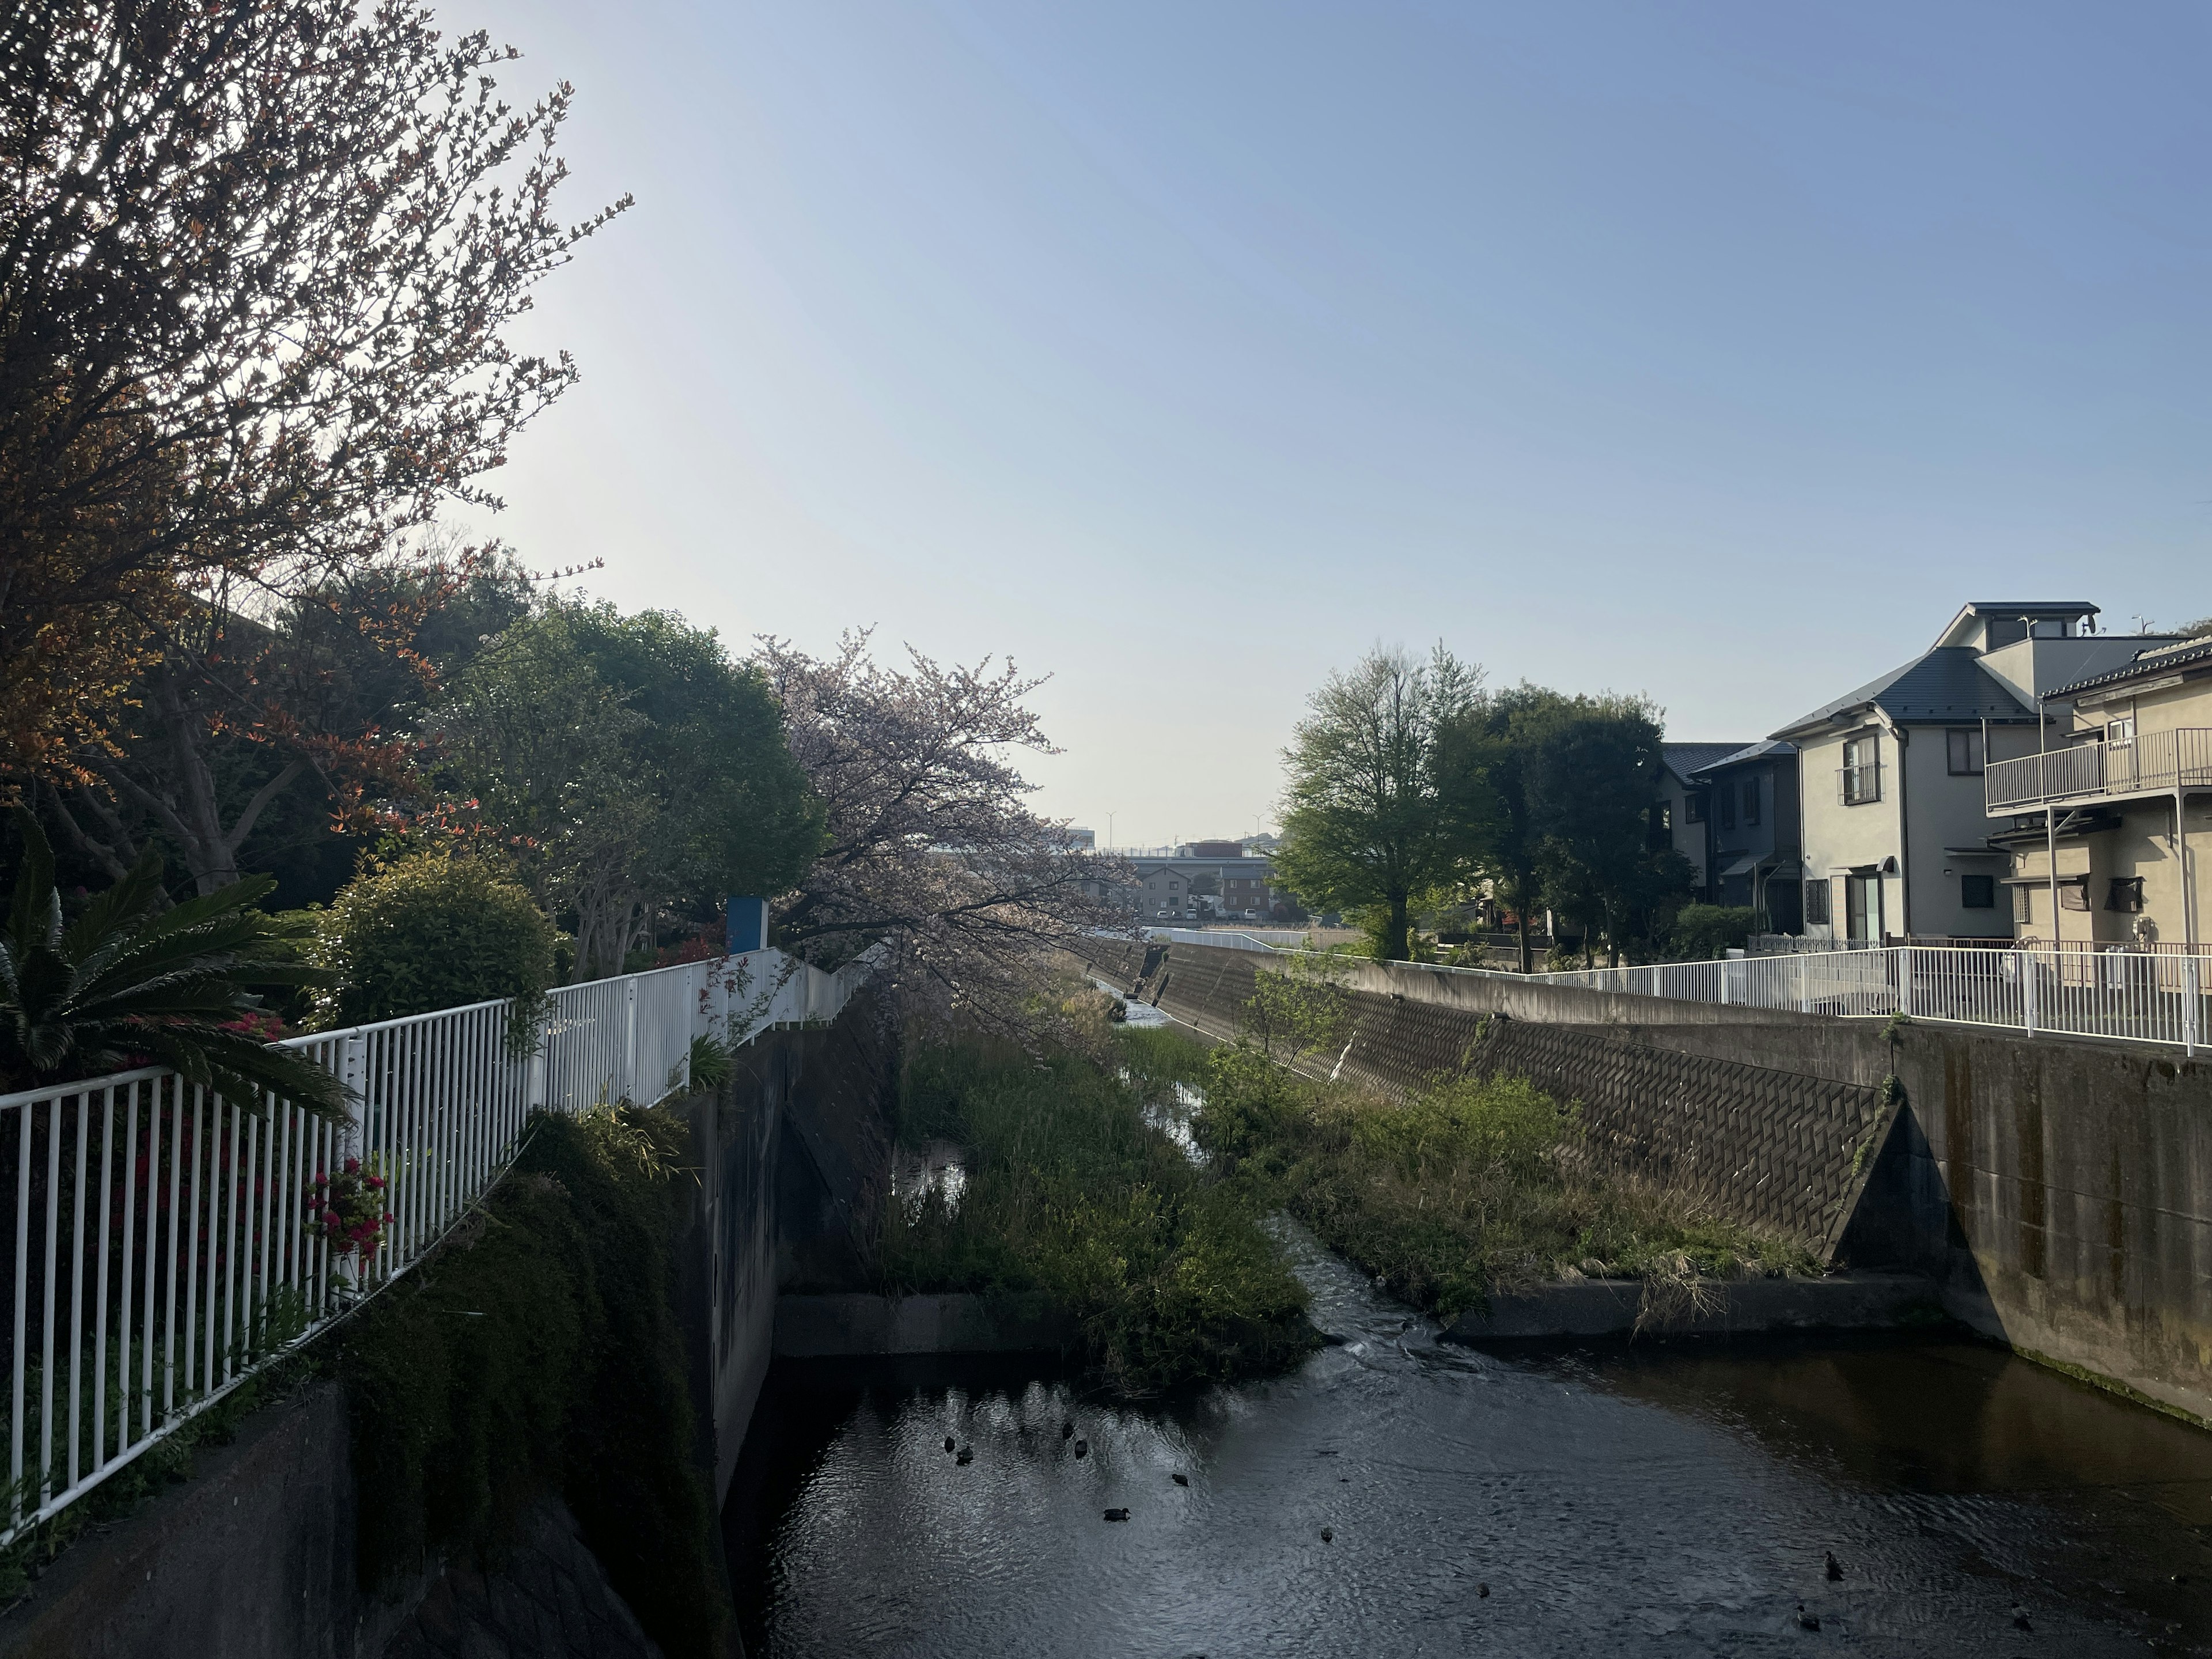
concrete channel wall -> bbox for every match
[1077,936,2212,1425]
[675,987,900,1501]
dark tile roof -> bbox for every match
[1698,738,1796,774]
[1774,647,2035,737]
[1661,742,1754,784]
[2048,635,2212,699]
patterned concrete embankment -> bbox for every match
[1071,935,2212,1423]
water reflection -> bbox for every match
[728,1222,2212,1657]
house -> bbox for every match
[1984,631,2212,950]
[1656,743,1750,900]
[1695,740,1802,930]
[1772,602,2183,944]
[1136,865,1195,921]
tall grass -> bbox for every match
[1180,1029,1817,1321]
[876,1035,1315,1393]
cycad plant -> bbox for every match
[0,808,347,1116]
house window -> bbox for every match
[1804,878,1831,925]
[2105,876,2145,913]
[2013,884,2033,923]
[1840,737,1880,805]
[1743,779,1760,827]
[1718,786,1736,831]
[2060,881,2090,912]
[1946,729,1984,775]
[2107,714,2135,749]
[1684,792,1706,824]
[1960,874,1995,910]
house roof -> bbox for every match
[1697,738,1797,774]
[1772,647,2037,738]
[1931,600,2100,649]
[2047,634,2212,700]
[1661,741,1753,785]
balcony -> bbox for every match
[1986,727,2212,815]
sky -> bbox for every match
[448,1,2212,849]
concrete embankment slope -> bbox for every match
[1076,936,2212,1426]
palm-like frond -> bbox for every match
[1,808,349,1119]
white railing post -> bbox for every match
[341,1033,367,1152]
[2185,953,2201,1059]
[2021,947,2037,1039]
[1898,946,1914,1018]
[623,978,639,1104]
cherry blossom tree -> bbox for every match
[756,632,1133,1030]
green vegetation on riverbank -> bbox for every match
[1141,1025,1815,1322]
[876,1017,1315,1393]
[344,1105,726,1657]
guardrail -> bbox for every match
[1535,945,2207,1054]
[1986,727,2212,813]
[1144,926,1314,952]
[0,946,862,1548]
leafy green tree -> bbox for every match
[0,809,343,1113]
[434,600,821,980]
[1456,683,1567,974]
[1274,645,1492,961]
[309,853,558,1046]
[1522,695,1694,967]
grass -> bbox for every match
[873,1021,1316,1395]
[1166,1027,1819,1323]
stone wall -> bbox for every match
[1078,937,2212,1422]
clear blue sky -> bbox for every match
[454,1,2212,848]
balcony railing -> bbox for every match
[1986,727,2212,815]
[1836,761,1881,805]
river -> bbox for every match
[726,1216,2212,1657]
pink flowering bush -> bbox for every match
[306,1155,396,1260]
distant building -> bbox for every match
[1696,740,1802,930]
[1066,826,1096,850]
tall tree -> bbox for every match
[1459,683,1567,974]
[435,601,821,981]
[1522,695,1691,967]
[0,1,624,785]
[1273,645,1492,962]
[756,631,1130,1029]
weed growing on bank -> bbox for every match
[876,1033,1316,1394]
[345,1103,728,1658]
[1161,1027,1816,1321]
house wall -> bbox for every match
[1657,772,1711,897]
[2010,802,2211,949]
[1795,723,1903,940]
[1901,724,2017,940]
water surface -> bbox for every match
[726,1225,2212,1656]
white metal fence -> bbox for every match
[1534,944,2208,1055]
[0,947,863,1548]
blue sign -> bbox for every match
[726,896,768,955]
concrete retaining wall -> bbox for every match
[676,988,900,1500]
[1081,937,2212,1423]
[0,1385,658,1659]
[772,1294,1080,1357]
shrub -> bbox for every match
[1671,903,1757,960]
[310,853,556,1043]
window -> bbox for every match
[2013,884,2033,923]
[1840,736,1880,805]
[2107,714,2135,749]
[1946,729,1984,775]
[1718,786,1736,831]
[2060,881,2090,912]
[2105,876,2145,914]
[1743,779,1760,827]
[1684,791,1706,824]
[1960,874,1995,910]
[1804,878,1831,925]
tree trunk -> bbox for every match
[1515,886,1532,975]
[1382,891,1411,961]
